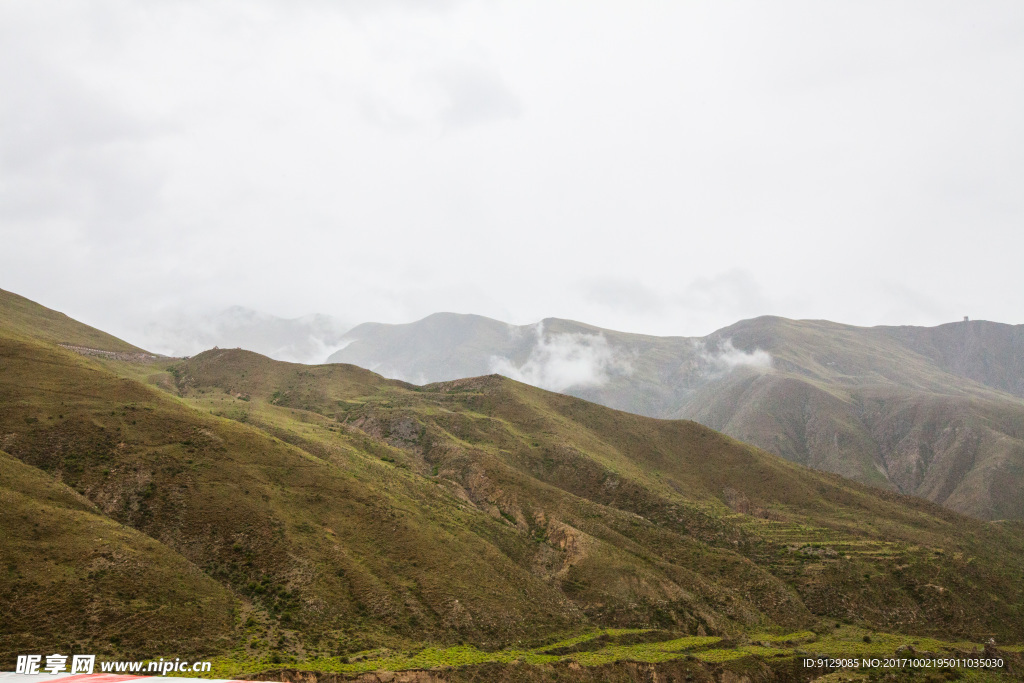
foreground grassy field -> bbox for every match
[195,625,1018,681]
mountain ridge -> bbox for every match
[326,312,1024,520]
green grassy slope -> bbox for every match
[170,349,1024,643]
[0,450,236,662]
[0,288,143,352]
[0,337,588,654]
[3,291,1024,677]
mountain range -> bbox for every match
[3,287,1023,680]
[326,313,1024,522]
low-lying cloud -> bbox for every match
[137,307,351,364]
[489,323,632,392]
[696,338,772,373]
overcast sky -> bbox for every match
[2,1,1023,346]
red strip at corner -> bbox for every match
[58,675,150,683]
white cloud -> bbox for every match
[488,323,632,392]
[696,338,772,374]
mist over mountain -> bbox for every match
[135,306,351,364]
[328,313,1024,521]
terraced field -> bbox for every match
[738,516,905,571]
[202,626,1019,680]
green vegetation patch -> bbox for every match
[692,648,751,663]
[572,636,722,666]
[177,626,1021,679]
[804,625,986,659]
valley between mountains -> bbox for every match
[2,288,1023,681]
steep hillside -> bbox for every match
[0,335,587,659]
[0,288,144,353]
[3,290,1024,679]
[0,450,236,660]
[684,317,1024,521]
[162,349,1024,643]
[327,313,1024,520]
